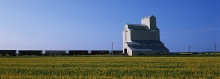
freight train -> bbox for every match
[0,50,123,56]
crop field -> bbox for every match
[0,56,220,79]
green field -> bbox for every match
[0,56,220,79]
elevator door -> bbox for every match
[124,49,127,53]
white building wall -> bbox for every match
[123,25,130,53]
[127,47,132,56]
[126,30,132,42]
[141,18,150,29]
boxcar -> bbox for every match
[90,50,109,55]
[44,50,67,56]
[112,50,123,55]
[69,50,89,55]
[18,50,43,56]
[0,50,17,56]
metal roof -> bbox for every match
[126,24,149,31]
[141,15,155,19]
[126,23,147,27]
[129,28,148,31]
[126,40,164,45]
[129,46,169,50]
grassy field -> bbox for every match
[0,56,220,79]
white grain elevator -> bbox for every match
[122,15,169,56]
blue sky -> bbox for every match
[0,0,220,52]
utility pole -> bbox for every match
[214,42,217,55]
[112,42,114,57]
[189,46,190,54]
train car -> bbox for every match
[18,50,43,56]
[0,50,17,56]
[69,50,89,55]
[112,50,123,55]
[44,50,67,56]
[192,52,199,54]
[90,50,109,55]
